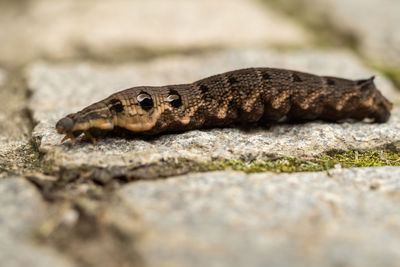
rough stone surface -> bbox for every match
[0,178,74,267]
[0,0,309,64]
[119,167,400,267]
[27,50,400,168]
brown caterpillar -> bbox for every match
[56,67,392,145]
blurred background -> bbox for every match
[0,0,398,82]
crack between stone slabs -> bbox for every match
[24,158,200,202]
[25,146,400,203]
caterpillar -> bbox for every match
[56,67,392,145]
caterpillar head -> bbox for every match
[55,114,83,145]
[56,102,114,145]
[56,116,74,135]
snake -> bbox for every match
[55,67,392,145]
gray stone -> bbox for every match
[0,178,45,237]
[27,49,400,168]
[0,0,309,64]
[0,178,74,267]
[119,167,400,267]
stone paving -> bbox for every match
[1,0,400,266]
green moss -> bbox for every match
[198,157,330,173]
[319,150,400,168]
[197,150,400,173]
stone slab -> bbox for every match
[27,50,400,168]
[0,178,74,267]
[119,167,400,267]
[0,0,309,64]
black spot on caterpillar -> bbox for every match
[327,79,336,86]
[200,84,209,94]
[55,67,392,145]
[228,76,239,85]
[262,72,271,80]
[109,99,124,113]
[292,73,302,82]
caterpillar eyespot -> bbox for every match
[137,92,151,102]
[167,90,183,108]
[167,94,180,102]
[137,92,153,111]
